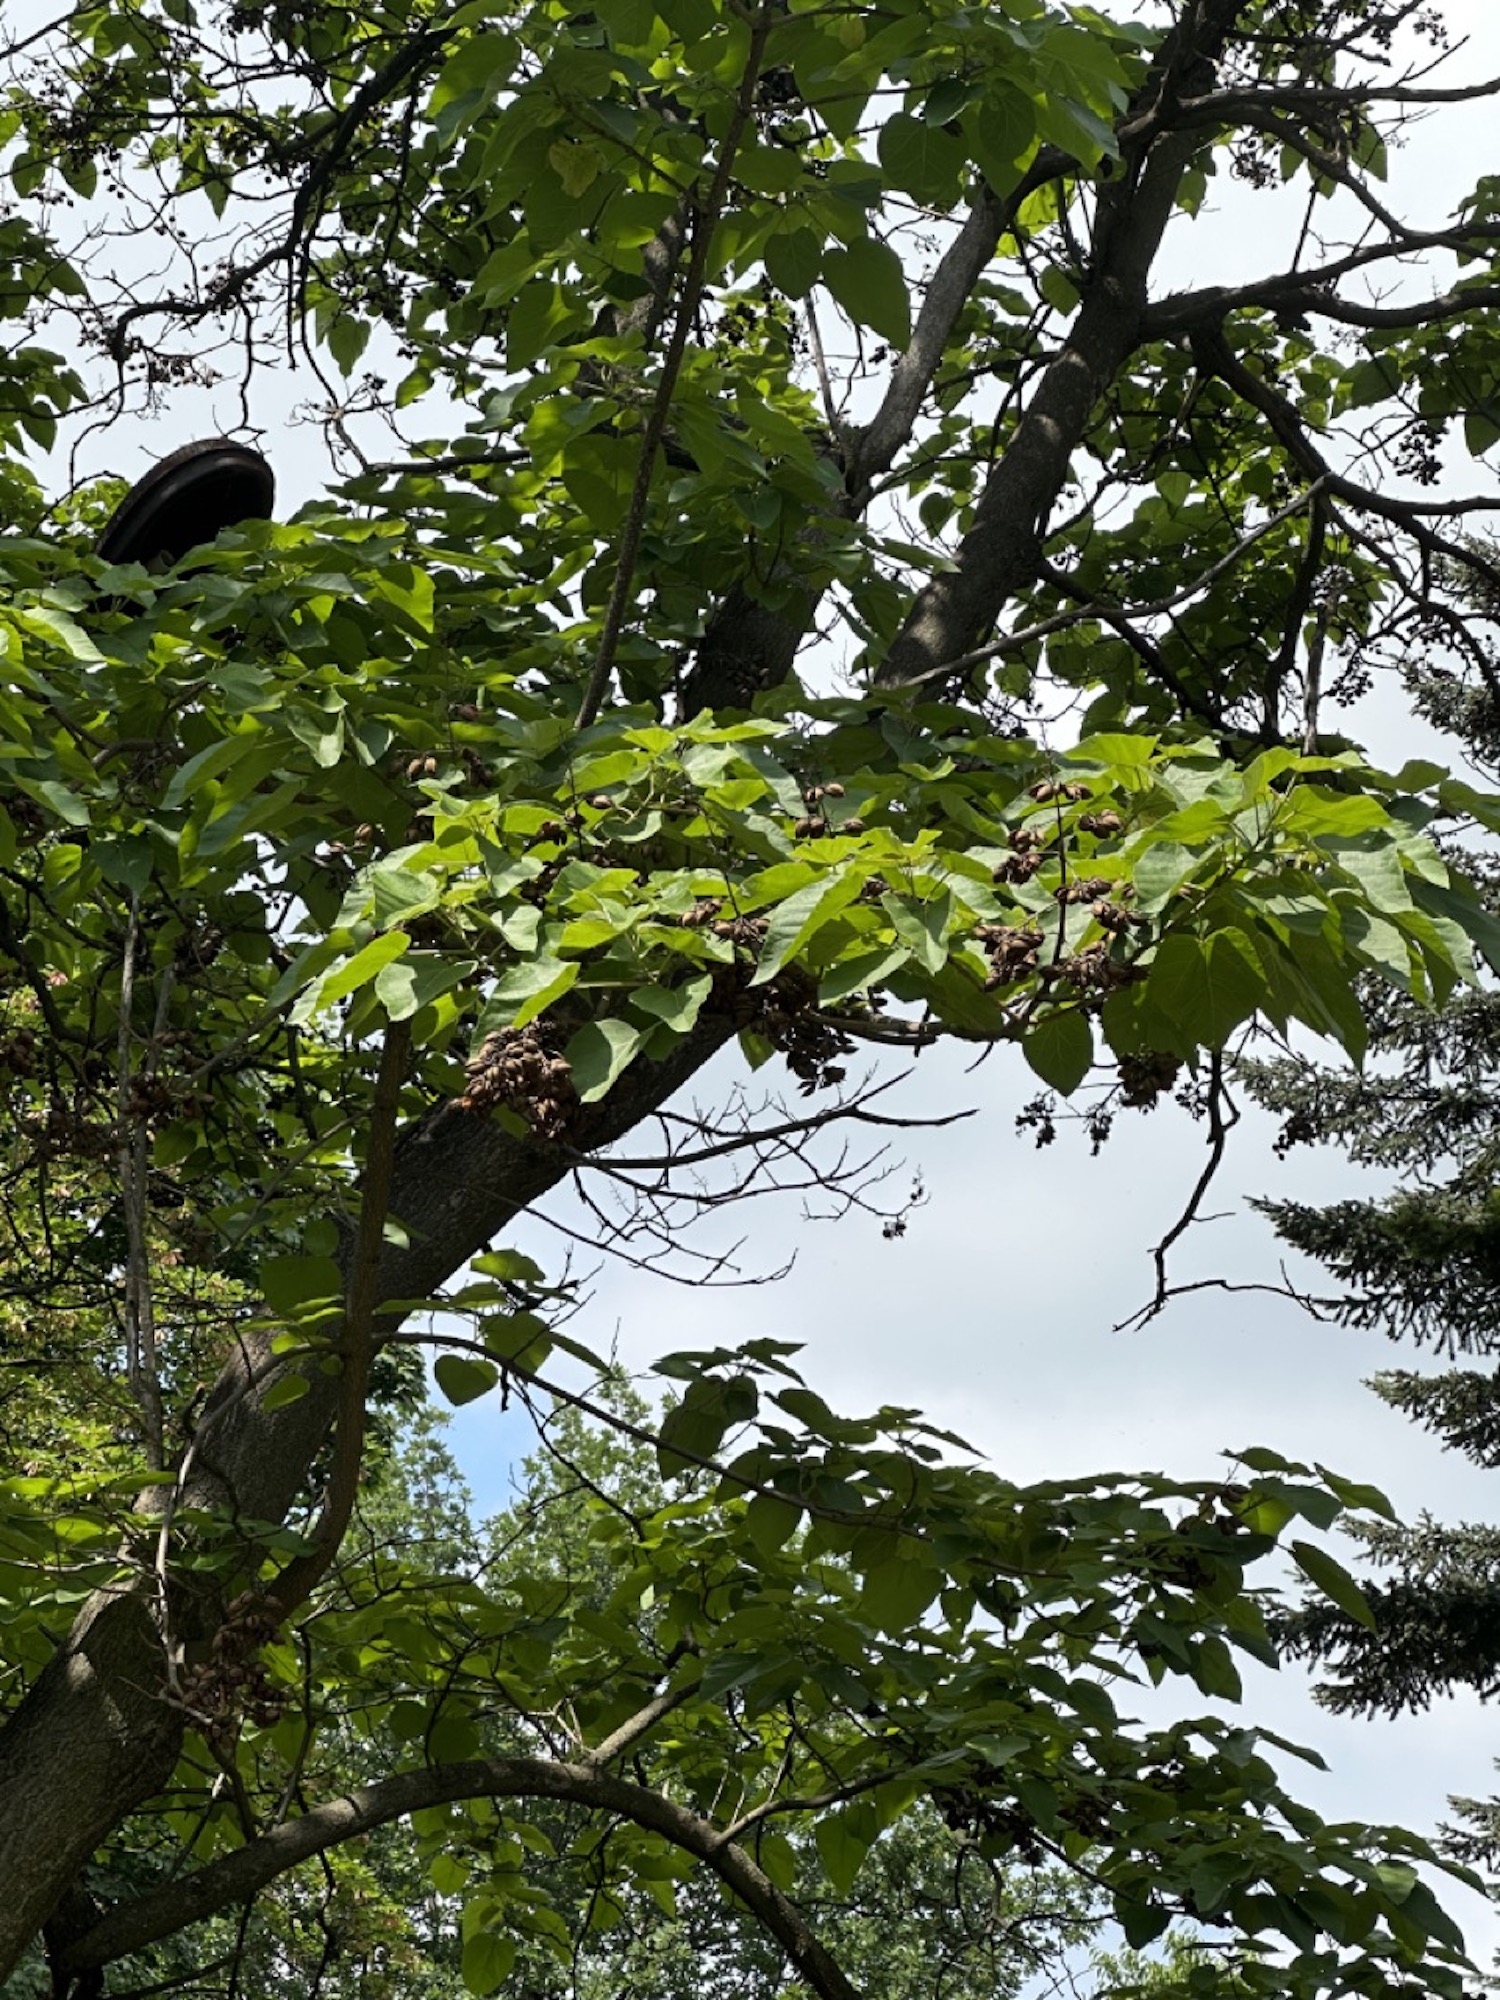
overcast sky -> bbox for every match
[54,0,1500,1973]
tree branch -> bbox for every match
[583,1683,695,1768]
[848,160,1066,499]
[873,0,1248,690]
[576,2,777,728]
[0,1012,735,1974]
[102,28,448,360]
[57,1756,866,2000]
[262,1017,410,1621]
[900,476,1327,689]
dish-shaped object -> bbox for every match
[96,438,275,569]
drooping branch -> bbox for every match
[56,1756,865,2000]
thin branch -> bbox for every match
[575,2,777,729]
[1301,595,1332,757]
[101,29,448,360]
[1115,1268,1337,1335]
[850,180,1028,497]
[1120,1051,1239,1331]
[1271,487,1328,743]
[584,1682,695,1768]
[116,893,164,1471]
[804,296,842,435]
[911,479,1329,687]
[263,1019,410,1620]
[563,1083,975,1172]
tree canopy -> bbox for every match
[6,0,1500,1992]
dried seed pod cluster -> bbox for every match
[176,1591,287,1749]
[975,923,1044,990]
[711,913,770,948]
[174,923,225,970]
[21,1102,115,1162]
[458,1024,578,1141]
[1028,778,1092,804]
[993,848,1043,885]
[1055,941,1143,994]
[793,782,861,840]
[728,966,853,1095]
[1054,875,1116,906]
[1118,1051,1181,1110]
[0,1029,37,1077]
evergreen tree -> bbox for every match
[1239,632,1500,1871]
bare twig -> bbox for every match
[1120,1052,1240,1331]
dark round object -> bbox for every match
[96,438,275,570]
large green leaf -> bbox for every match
[1022,1009,1093,1094]
[1145,930,1265,1051]
[821,238,911,348]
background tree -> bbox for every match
[8,1397,1097,2000]
[1238,566,1500,1901]
[7,0,1500,1991]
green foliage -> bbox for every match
[1236,572,1500,1901]
[9,0,1500,1989]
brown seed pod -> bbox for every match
[1029,780,1058,802]
[824,782,845,798]
[842,817,866,834]
[993,852,1042,885]
[589,794,613,811]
